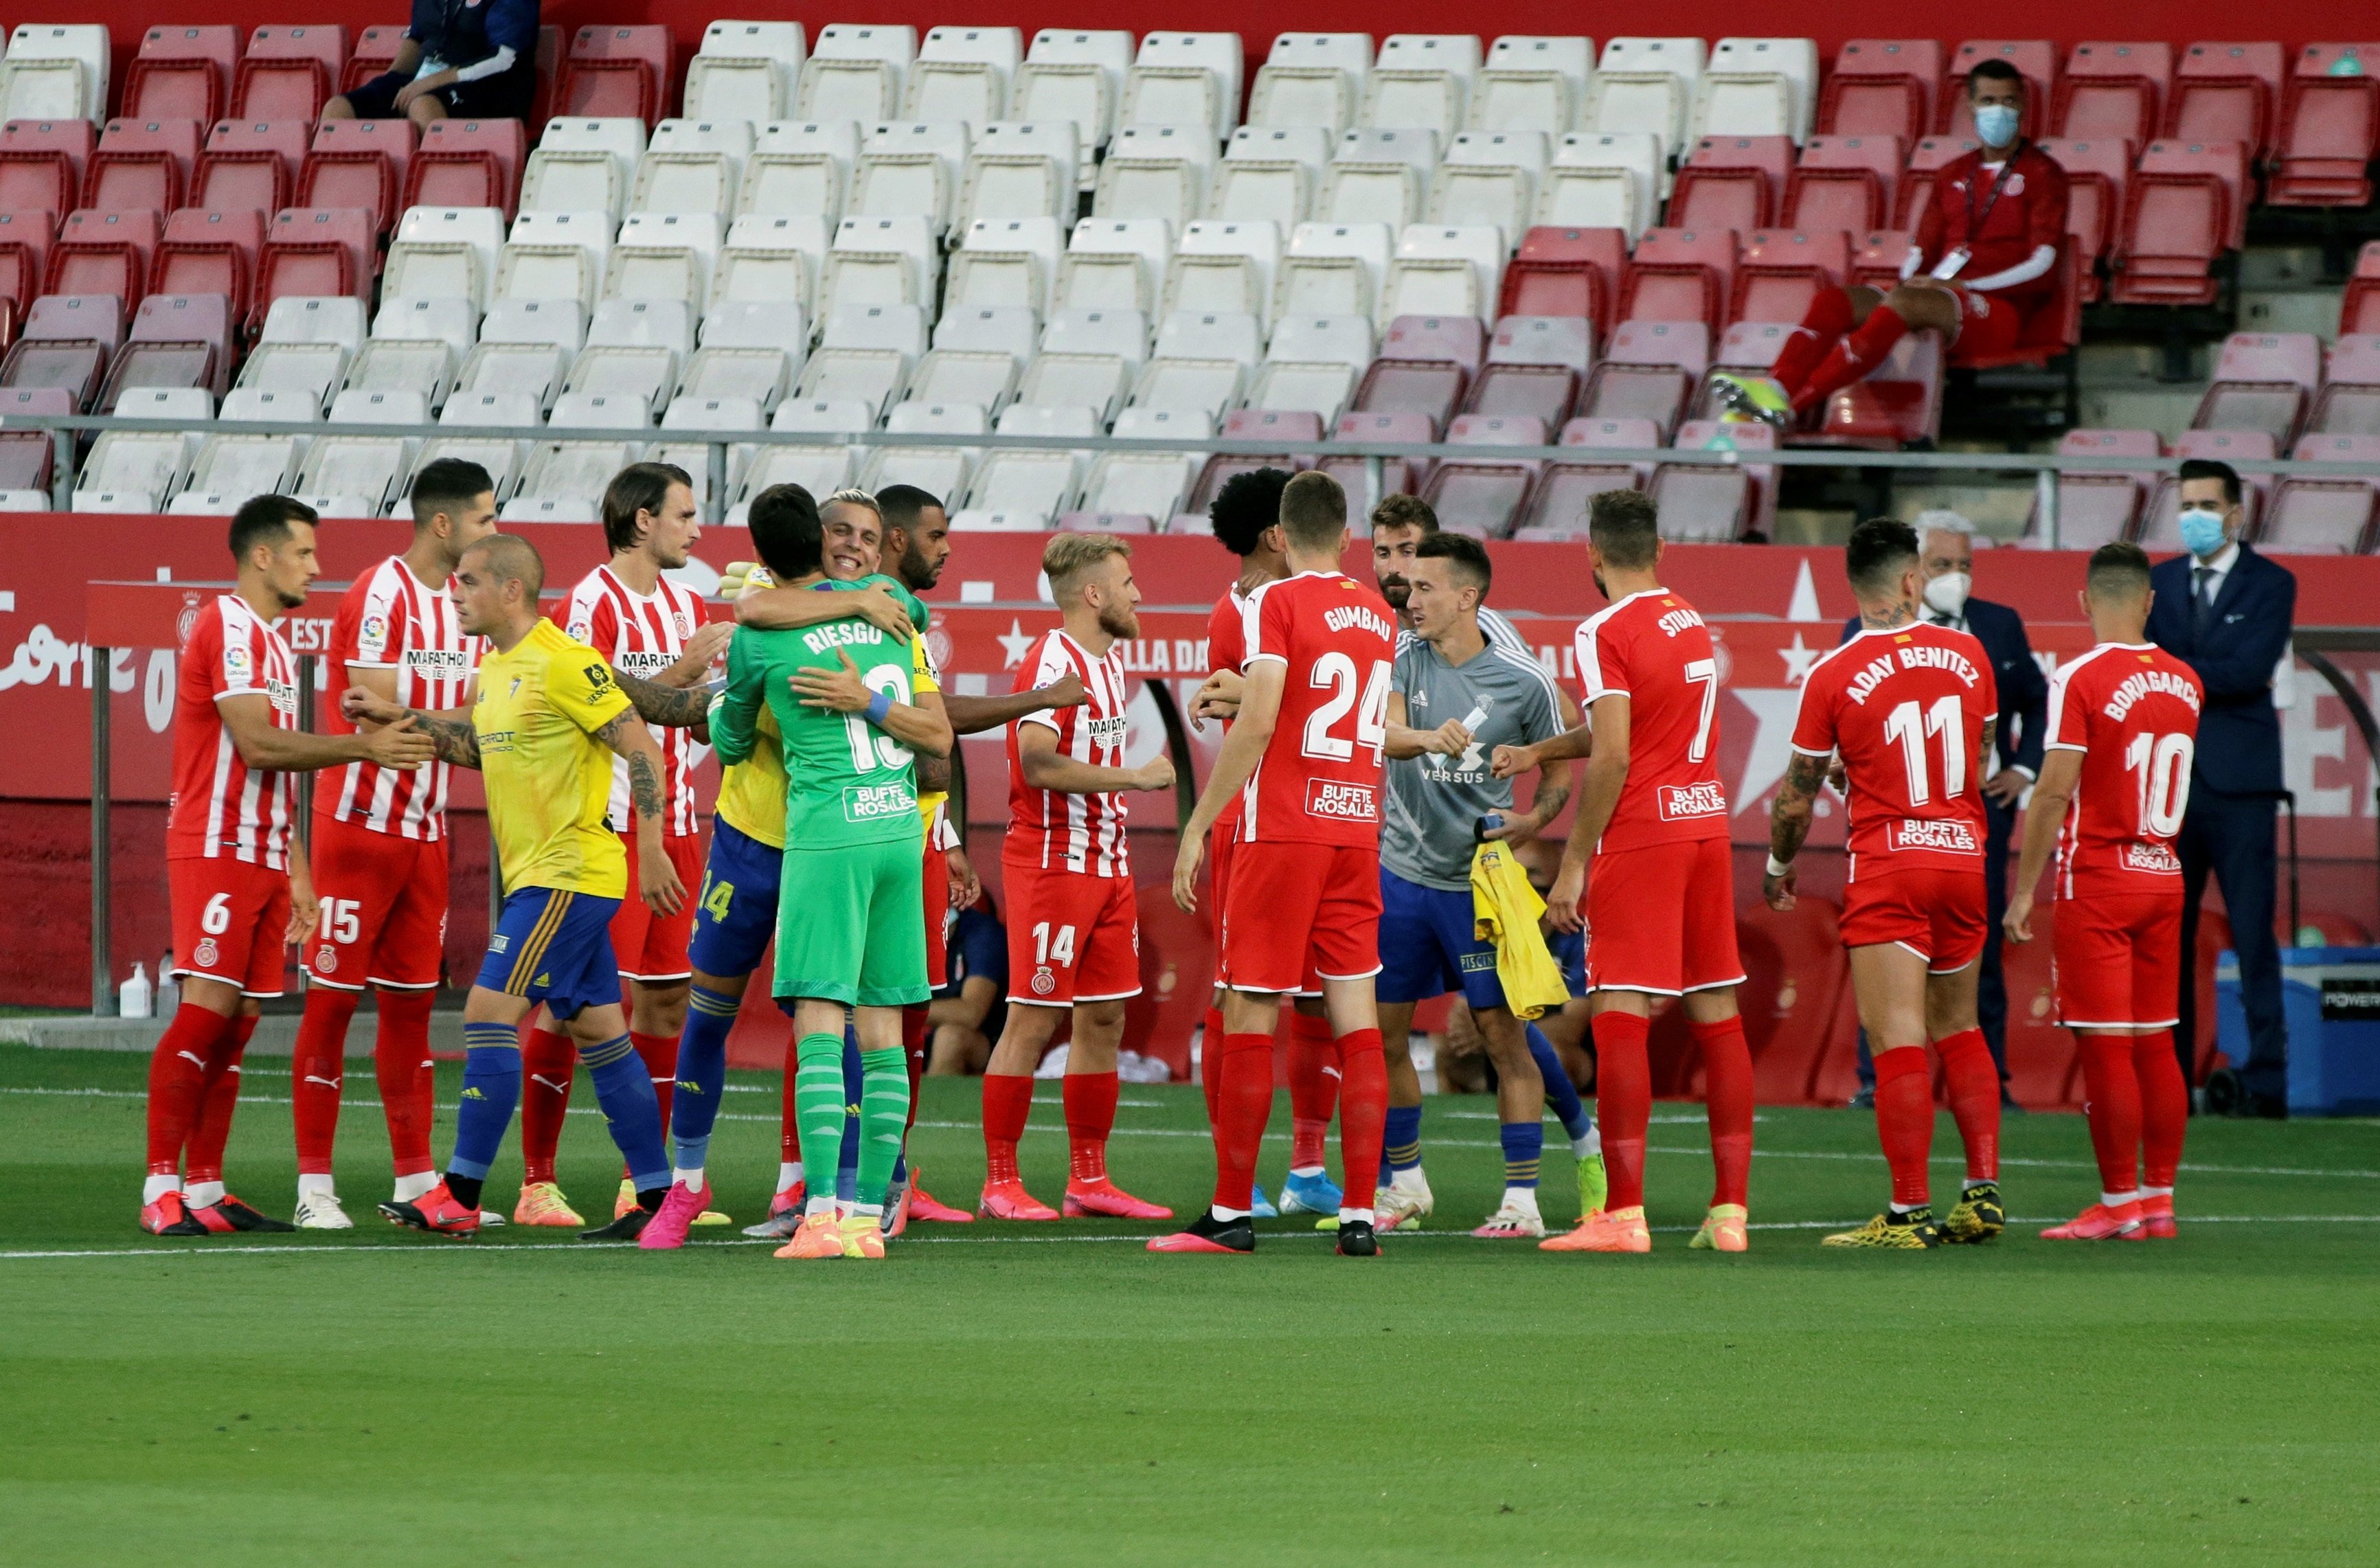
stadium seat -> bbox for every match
[1620,227,1737,336]
[851,119,969,236]
[2270,45,2380,206]
[1,293,123,410]
[1247,32,1370,136]
[1469,36,1590,138]
[1497,225,1624,340]
[0,212,54,311]
[797,24,916,125]
[1653,417,1778,540]
[5,24,113,120]
[1319,135,1431,230]
[298,120,417,236]
[2191,332,2321,449]
[47,209,161,308]
[1463,355,1576,426]
[1489,313,1592,372]
[1185,408,1325,512]
[1429,130,1548,239]
[632,116,757,222]
[1123,32,1243,144]
[84,119,205,216]
[2311,332,2380,435]
[1940,41,2056,139]
[257,208,378,331]
[192,120,312,220]
[406,120,530,220]
[372,294,479,359]
[1166,220,1280,326]
[2263,435,2380,553]
[149,207,264,320]
[2112,142,2241,306]
[1382,225,1505,326]
[495,209,611,308]
[124,27,242,125]
[2149,137,2250,249]
[1586,37,1705,160]
[340,25,405,96]
[2039,139,2132,302]
[684,21,805,124]
[2053,43,2171,146]
[904,25,1023,128]
[1419,412,1548,538]
[1525,416,1666,534]
[234,25,347,122]
[1541,133,1662,240]
[1578,319,1707,439]
[1212,127,1326,229]
[1730,229,1849,328]
[521,117,646,223]
[1352,350,1466,438]
[2140,430,2272,548]
[948,215,1064,319]
[106,293,233,401]
[1690,320,1796,419]
[1094,124,1211,233]
[1895,137,1980,232]
[1687,38,1817,144]
[607,211,722,313]
[735,119,857,225]
[1784,135,1902,234]
[345,332,455,414]
[1058,218,1172,316]
[1849,229,1921,291]
[1818,40,1940,143]
[1359,34,1480,146]
[1667,135,1792,232]
[1808,326,1942,447]
[958,120,1078,227]
[0,121,93,217]
[2340,244,2380,337]
[2028,429,2161,547]
[563,26,675,128]
[2167,42,2284,161]
[1015,30,1133,175]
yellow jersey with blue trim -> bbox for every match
[475,618,636,897]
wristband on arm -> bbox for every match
[865,691,892,726]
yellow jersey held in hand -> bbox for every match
[475,618,635,898]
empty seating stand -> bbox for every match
[2271,45,2380,206]
[235,26,348,122]
[124,27,242,125]
[563,27,677,127]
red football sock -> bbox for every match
[185,1012,260,1184]
[1592,1010,1652,1211]
[631,1030,676,1135]
[779,1032,801,1169]
[1200,1005,1225,1128]
[1690,1014,1756,1209]
[1063,1069,1119,1183]
[1872,1045,1935,1207]
[517,1019,576,1185]
[1790,299,1908,413]
[981,1072,1034,1187]
[1211,1033,1277,1212]
[1334,1027,1386,1215]
[2076,1034,2144,1196]
[374,988,439,1179]
[146,1003,234,1176]
[291,986,361,1176]
[1286,1010,1338,1170]
[2133,1030,2188,1190]
[901,1004,929,1138]
[1936,1027,2000,1183]
[1769,286,1858,398]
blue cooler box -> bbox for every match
[2215,946,2380,1115]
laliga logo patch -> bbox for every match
[192,938,220,969]
[1031,965,1056,996]
[315,946,338,974]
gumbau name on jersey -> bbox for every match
[2102,666,2204,722]
[1323,604,1397,641]
[801,622,891,656]
[1655,603,1706,639]
[1306,778,1379,821]
[1844,643,1983,705]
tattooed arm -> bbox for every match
[595,710,685,916]
[1763,749,1832,910]
[339,688,480,769]
[613,666,714,742]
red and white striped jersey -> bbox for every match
[1238,570,1398,848]
[2045,641,2204,898]
[563,563,708,838]
[321,554,479,841]
[1006,628,1134,877]
[168,594,300,868]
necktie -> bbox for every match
[2193,567,2217,635]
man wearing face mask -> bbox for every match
[1838,512,2045,1106]
[2145,459,2298,1118]
[1712,58,2066,429]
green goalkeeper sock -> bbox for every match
[855,1047,910,1210]
[793,1034,848,1214]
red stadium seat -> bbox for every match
[192,120,313,218]
[2270,47,2380,207]
[254,206,374,332]
[1463,361,1577,425]
[2312,330,2380,435]
[234,26,350,122]
[532,25,565,129]
[1808,327,1942,447]
[1186,409,1326,512]
[342,25,407,95]
[0,389,61,486]
[1729,229,1849,326]
[299,119,417,236]
[2030,428,2162,547]
[0,120,94,216]
[403,118,528,219]
[1497,226,1624,340]
[100,292,236,406]
[2111,146,2233,307]
[1380,313,1486,375]
[1620,227,1736,336]
[150,207,265,319]
[1817,40,1940,143]
[0,209,53,308]
[1958,247,2081,369]
[560,26,675,128]
[1322,410,1435,499]
[2191,331,2322,448]
[1420,414,1548,538]
[1783,136,1901,234]
[2039,138,2133,301]
[123,27,243,125]
[1578,319,1707,440]
[1352,356,1468,436]
[2341,243,2380,336]
[1693,320,1795,420]
[1516,418,1656,537]
[45,209,163,307]
[2143,138,2249,248]
[2052,43,2171,147]
[82,119,205,216]
[1652,419,1776,541]
[1940,41,2057,139]
[1894,137,1979,231]
[2167,42,2284,160]
[1666,135,1791,234]
[1849,229,1919,291]
[2262,435,2380,554]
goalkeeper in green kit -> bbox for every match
[707,484,954,1261]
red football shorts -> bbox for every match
[1947,285,2031,365]
[1841,863,1988,973]
[1003,860,1141,1005]
[1583,836,1745,995]
[1219,841,1382,995]
[609,832,703,983]
[302,814,450,990]
[2053,889,2183,1030]
[922,843,950,990]
[170,856,293,998]
[1207,821,1237,917]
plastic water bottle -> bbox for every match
[120,962,152,1019]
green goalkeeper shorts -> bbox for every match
[772,837,931,1008]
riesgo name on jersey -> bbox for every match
[1574,588,1732,852]
[321,554,479,841]
[168,594,301,869]
[1239,571,1398,846]
[2045,642,2205,898]
[1008,627,1135,877]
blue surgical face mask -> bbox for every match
[2177,504,2229,558]
[1973,104,2020,148]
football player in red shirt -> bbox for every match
[143,497,437,1236]
[1499,489,1755,1254]
[1162,472,1395,1257]
[1713,59,2067,427]
[2006,543,2204,1241]
[1767,519,2005,1249]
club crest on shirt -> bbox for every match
[192,938,220,968]
[1888,817,1982,854]
[1031,965,1056,996]
[315,945,339,973]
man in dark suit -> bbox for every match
[1842,511,2048,1104]
[2146,458,2297,1117]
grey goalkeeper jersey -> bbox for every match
[1381,628,1564,891]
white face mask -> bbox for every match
[1923,571,1971,619]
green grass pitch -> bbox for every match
[1,1042,2375,1566]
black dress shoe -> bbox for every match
[2240,1092,2290,1121]
[1848,1087,1875,1110]
[1999,1090,2026,1114]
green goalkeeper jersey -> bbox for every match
[710,576,929,852]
